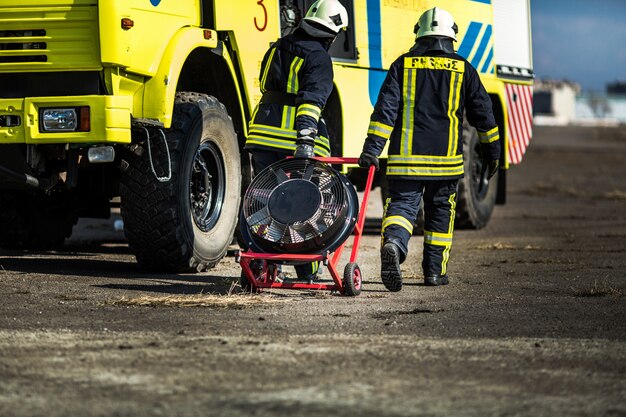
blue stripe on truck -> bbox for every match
[367,0,387,107]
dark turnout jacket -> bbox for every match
[363,47,500,180]
[245,29,334,156]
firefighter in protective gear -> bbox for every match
[358,7,500,291]
[244,0,348,281]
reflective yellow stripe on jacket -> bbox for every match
[260,46,277,92]
[296,103,322,121]
[247,125,331,156]
[367,121,394,141]
[287,56,304,94]
[478,126,499,143]
[281,105,296,130]
[447,71,463,156]
[387,154,464,177]
[401,62,417,155]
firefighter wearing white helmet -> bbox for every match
[414,6,458,40]
[244,0,349,283]
[358,6,501,291]
[301,0,349,38]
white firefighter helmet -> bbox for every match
[301,0,349,38]
[414,7,458,41]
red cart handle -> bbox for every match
[313,156,359,164]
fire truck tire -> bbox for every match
[0,191,78,250]
[120,92,241,272]
[456,123,498,229]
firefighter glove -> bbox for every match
[294,128,316,158]
[358,151,379,171]
[482,158,499,180]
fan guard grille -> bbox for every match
[241,158,358,254]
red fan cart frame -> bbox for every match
[236,157,376,296]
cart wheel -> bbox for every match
[343,262,362,296]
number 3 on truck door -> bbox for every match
[255,0,267,31]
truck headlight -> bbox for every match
[40,107,90,132]
[41,108,77,132]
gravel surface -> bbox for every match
[1,125,625,417]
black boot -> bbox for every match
[296,263,319,284]
[424,274,449,286]
[381,242,402,292]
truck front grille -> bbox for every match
[0,29,47,63]
[0,5,100,71]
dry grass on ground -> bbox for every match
[108,284,291,309]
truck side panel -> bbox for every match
[212,2,281,112]
[142,27,218,127]
[99,0,199,76]
[492,0,534,165]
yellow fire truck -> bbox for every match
[0,0,533,272]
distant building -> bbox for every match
[533,80,580,125]
[576,93,626,125]
[533,79,626,126]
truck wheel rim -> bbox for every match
[190,142,225,232]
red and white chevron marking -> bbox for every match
[505,83,533,165]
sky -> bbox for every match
[530,0,626,92]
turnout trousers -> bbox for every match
[382,179,458,277]
[250,149,320,279]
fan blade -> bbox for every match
[318,175,336,192]
[246,206,271,227]
[246,188,273,205]
[302,163,316,181]
[319,204,337,217]
[288,225,308,243]
[315,216,331,232]
[272,168,290,184]
[267,220,287,241]
[308,217,323,234]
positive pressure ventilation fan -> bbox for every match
[240,158,359,254]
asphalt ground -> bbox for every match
[1,125,625,417]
